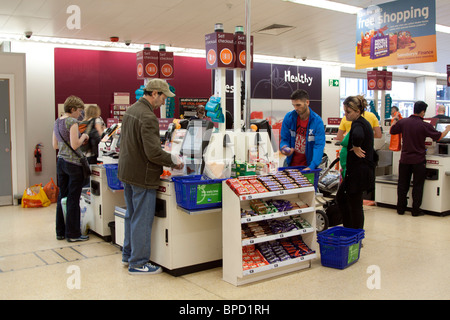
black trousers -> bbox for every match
[397,161,426,215]
[336,179,364,229]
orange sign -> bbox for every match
[220,48,233,65]
[146,63,158,77]
[161,63,173,77]
[207,49,217,66]
[137,63,144,77]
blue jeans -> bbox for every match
[122,183,157,268]
[56,157,85,238]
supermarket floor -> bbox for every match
[1,203,449,300]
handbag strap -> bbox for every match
[57,119,84,159]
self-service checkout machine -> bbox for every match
[113,116,277,276]
[81,124,125,241]
[375,118,450,216]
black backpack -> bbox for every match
[79,118,101,157]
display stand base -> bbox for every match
[154,259,222,277]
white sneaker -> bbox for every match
[128,263,162,275]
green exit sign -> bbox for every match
[329,79,340,87]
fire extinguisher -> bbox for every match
[34,144,42,172]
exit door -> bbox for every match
[0,79,12,205]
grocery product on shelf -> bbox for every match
[226,168,313,197]
[251,236,315,266]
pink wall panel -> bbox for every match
[54,48,212,119]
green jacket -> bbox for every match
[118,97,175,189]
[339,133,349,178]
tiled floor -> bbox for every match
[1,203,449,300]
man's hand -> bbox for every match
[440,125,450,141]
[173,163,184,170]
[280,145,294,156]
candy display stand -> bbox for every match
[222,179,317,286]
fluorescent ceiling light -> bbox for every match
[436,24,450,34]
[0,33,208,57]
[283,0,361,14]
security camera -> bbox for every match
[301,57,307,61]
[404,65,409,70]
[125,40,131,46]
[25,31,33,39]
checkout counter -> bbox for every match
[112,118,278,276]
[375,118,450,216]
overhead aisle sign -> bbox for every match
[355,0,436,69]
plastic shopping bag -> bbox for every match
[43,178,59,203]
[389,112,402,151]
[21,184,51,208]
[389,133,402,151]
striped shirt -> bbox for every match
[53,117,82,165]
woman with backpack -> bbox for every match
[79,104,104,164]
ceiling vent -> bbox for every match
[256,24,295,36]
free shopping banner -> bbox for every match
[355,0,436,69]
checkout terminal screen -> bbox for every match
[436,123,450,141]
[180,120,214,157]
[182,126,203,155]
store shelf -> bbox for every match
[240,204,314,224]
[177,206,222,215]
[242,227,314,246]
[222,179,317,286]
[238,186,314,201]
[242,252,317,276]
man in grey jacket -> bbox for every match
[118,79,183,275]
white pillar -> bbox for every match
[415,76,437,117]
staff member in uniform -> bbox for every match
[390,101,450,216]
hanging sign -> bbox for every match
[136,49,159,79]
[367,70,392,90]
[205,32,235,69]
[234,33,254,69]
[355,0,436,69]
[447,65,450,87]
[159,51,174,79]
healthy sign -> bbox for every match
[355,0,436,69]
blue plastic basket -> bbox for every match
[278,165,321,191]
[318,241,363,269]
[172,175,226,210]
[317,226,365,269]
[317,226,365,245]
[103,164,124,190]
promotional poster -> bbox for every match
[355,0,436,69]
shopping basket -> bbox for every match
[172,175,226,210]
[103,164,124,190]
[317,226,365,269]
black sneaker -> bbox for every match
[412,210,424,217]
